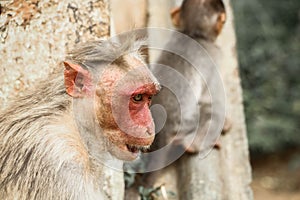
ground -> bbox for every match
[251,147,300,200]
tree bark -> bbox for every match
[110,0,147,35]
[215,0,253,198]
[0,0,124,199]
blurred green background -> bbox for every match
[232,0,300,154]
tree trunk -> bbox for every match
[110,0,147,35]
[0,0,124,199]
[214,0,253,199]
[147,0,253,199]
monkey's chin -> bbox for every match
[109,143,150,161]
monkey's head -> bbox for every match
[95,56,160,161]
[63,41,160,161]
[171,0,226,41]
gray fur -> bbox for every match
[149,28,225,169]
[0,39,144,200]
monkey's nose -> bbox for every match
[147,127,155,135]
[146,131,153,136]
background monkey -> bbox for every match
[150,0,230,168]
[0,38,160,199]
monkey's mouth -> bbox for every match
[126,144,150,154]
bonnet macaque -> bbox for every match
[0,38,160,199]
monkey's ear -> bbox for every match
[215,12,226,36]
[63,61,93,98]
[170,6,181,28]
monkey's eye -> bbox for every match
[132,94,143,102]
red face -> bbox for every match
[95,57,160,160]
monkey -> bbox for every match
[0,37,160,200]
[171,0,226,42]
[148,0,231,169]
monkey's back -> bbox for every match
[151,34,222,153]
[0,71,105,200]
